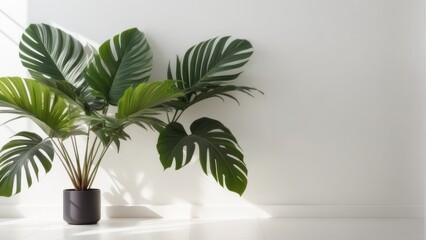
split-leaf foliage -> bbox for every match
[0,23,260,197]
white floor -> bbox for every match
[0,218,422,240]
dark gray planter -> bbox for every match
[63,189,101,225]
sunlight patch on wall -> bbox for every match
[0,1,28,76]
[0,2,28,207]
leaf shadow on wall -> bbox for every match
[97,105,265,219]
[102,170,162,218]
[97,127,205,218]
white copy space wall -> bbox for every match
[0,0,423,218]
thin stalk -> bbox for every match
[83,137,101,189]
[82,136,98,189]
[87,141,111,189]
[166,110,171,123]
[59,140,81,188]
[82,133,90,188]
[71,136,82,182]
[52,140,79,189]
[51,145,78,188]
[171,109,185,122]
[89,140,102,170]
[88,138,98,162]
[87,139,103,180]
[102,105,109,115]
[171,110,178,122]
[52,140,74,176]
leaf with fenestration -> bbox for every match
[157,117,247,195]
[0,132,54,197]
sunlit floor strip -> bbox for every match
[0,218,422,240]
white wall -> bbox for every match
[0,0,424,218]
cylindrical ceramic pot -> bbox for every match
[63,189,101,225]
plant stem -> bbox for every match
[52,147,77,188]
[87,141,111,189]
[87,138,101,176]
[51,139,79,189]
[102,105,109,115]
[59,140,81,188]
[83,135,99,189]
[171,110,178,122]
[89,138,100,164]
[82,133,90,188]
[90,140,102,167]
[71,136,82,183]
[166,110,171,123]
[171,109,184,122]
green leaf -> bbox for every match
[0,132,54,197]
[85,28,153,105]
[167,37,260,110]
[116,80,183,119]
[19,24,102,112]
[169,37,253,89]
[167,84,262,110]
[35,77,79,102]
[19,23,89,91]
[83,113,130,150]
[157,117,247,195]
[36,77,106,114]
[0,77,84,138]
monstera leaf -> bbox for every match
[157,117,247,195]
[0,77,83,138]
[19,23,89,91]
[85,28,153,105]
[0,132,54,197]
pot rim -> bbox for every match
[63,189,100,192]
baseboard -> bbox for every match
[0,205,422,219]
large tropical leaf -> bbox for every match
[168,37,253,89]
[167,37,260,110]
[0,77,84,138]
[116,80,183,119]
[0,132,54,197]
[157,117,247,195]
[166,84,260,110]
[83,113,130,151]
[85,28,153,105]
[35,77,79,102]
[19,23,89,91]
[36,77,106,114]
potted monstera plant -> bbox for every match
[0,23,259,224]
